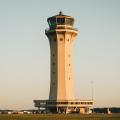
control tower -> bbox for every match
[34,12,93,114]
[46,11,77,100]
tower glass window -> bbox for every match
[57,18,65,25]
[48,18,56,27]
[65,18,74,26]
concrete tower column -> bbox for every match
[45,12,78,101]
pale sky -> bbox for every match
[0,0,120,110]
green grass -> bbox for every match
[0,114,120,120]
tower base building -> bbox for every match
[34,100,93,114]
[34,12,93,114]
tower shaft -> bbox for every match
[46,28,77,101]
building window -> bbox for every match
[53,71,55,74]
[52,62,55,65]
[67,39,69,42]
[52,82,55,85]
[69,77,70,80]
[69,64,71,66]
[68,54,71,57]
[54,39,56,42]
[60,38,63,41]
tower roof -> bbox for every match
[48,11,74,19]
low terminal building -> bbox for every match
[34,100,93,114]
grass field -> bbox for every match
[0,114,120,120]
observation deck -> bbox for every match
[46,11,78,31]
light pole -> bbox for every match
[91,81,94,113]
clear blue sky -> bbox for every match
[0,0,120,110]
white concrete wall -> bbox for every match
[46,29,78,101]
